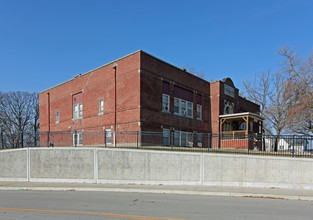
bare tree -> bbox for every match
[182,65,206,79]
[278,46,313,95]
[28,93,40,146]
[0,91,4,148]
[278,46,313,135]
[0,92,34,147]
[243,70,292,152]
[265,73,290,137]
[242,70,273,134]
[243,46,313,137]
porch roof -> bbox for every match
[219,112,264,121]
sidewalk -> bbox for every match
[1,181,313,201]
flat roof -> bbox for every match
[39,50,224,94]
[39,50,142,94]
[219,112,264,121]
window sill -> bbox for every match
[162,110,171,114]
[174,113,194,119]
[98,113,104,116]
[72,118,83,121]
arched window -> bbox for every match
[224,100,234,115]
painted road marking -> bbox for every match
[0,207,188,220]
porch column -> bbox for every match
[246,116,249,135]
[220,119,226,133]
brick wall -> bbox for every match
[39,51,141,146]
[39,50,261,147]
[139,52,211,134]
[238,96,260,113]
[209,81,221,134]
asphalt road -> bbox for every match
[0,190,312,220]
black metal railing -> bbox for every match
[1,130,312,158]
[32,131,313,159]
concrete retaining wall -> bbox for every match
[0,149,28,181]
[30,149,95,182]
[1,148,313,189]
[203,154,313,189]
[97,150,201,185]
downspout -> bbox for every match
[47,92,50,146]
[113,64,117,147]
[113,64,117,132]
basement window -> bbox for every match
[163,129,170,146]
[105,129,112,145]
[73,132,83,146]
[173,131,193,147]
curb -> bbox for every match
[1,186,313,201]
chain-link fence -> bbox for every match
[34,131,313,158]
[0,130,39,149]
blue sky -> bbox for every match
[0,0,312,93]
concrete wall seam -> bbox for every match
[94,148,98,183]
[27,148,30,181]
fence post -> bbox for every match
[208,133,210,153]
[171,132,173,151]
[46,131,49,147]
[104,130,107,147]
[136,131,139,149]
[218,133,220,149]
[292,135,295,158]
[248,134,250,155]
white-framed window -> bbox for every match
[73,104,78,119]
[181,132,187,146]
[181,100,187,116]
[73,103,83,119]
[197,104,202,120]
[187,133,193,147]
[99,99,104,115]
[73,132,83,146]
[162,94,170,113]
[162,129,170,145]
[56,110,59,124]
[187,102,193,117]
[105,129,112,145]
[174,131,180,146]
[197,134,202,147]
[224,84,235,97]
[78,103,83,118]
[173,131,192,147]
[173,97,193,118]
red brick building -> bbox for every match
[39,50,262,147]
